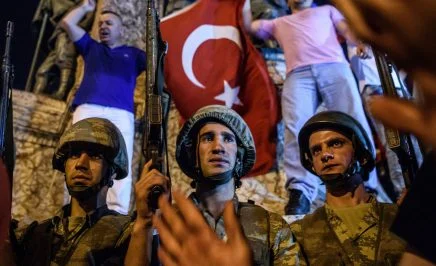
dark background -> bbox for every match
[1,0,40,90]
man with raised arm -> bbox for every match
[60,0,146,214]
[243,0,382,215]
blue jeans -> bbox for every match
[282,62,379,202]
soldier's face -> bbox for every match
[65,150,109,188]
[98,13,122,46]
[309,130,354,176]
[197,123,238,178]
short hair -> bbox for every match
[100,10,122,21]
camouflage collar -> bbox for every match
[52,204,113,239]
[188,192,239,240]
[325,196,378,241]
[189,192,239,215]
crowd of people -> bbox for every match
[1,0,435,265]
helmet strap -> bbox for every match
[194,169,234,189]
[65,170,114,201]
[320,160,364,196]
[67,184,101,201]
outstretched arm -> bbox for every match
[60,0,96,42]
[242,0,274,40]
[336,20,370,59]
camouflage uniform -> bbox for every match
[189,193,294,266]
[288,197,406,265]
[177,106,296,265]
[14,205,131,266]
[12,118,132,265]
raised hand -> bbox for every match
[153,191,253,266]
[81,0,96,13]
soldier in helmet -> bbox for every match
[287,111,406,265]
[5,118,132,265]
[126,105,293,266]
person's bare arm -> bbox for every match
[124,161,171,266]
[241,0,273,40]
[336,20,370,59]
[60,0,96,42]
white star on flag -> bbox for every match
[214,80,243,108]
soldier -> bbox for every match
[334,0,436,264]
[126,105,293,266]
[288,111,406,265]
[243,0,386,215]
[4,118,132,265]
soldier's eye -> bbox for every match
[331,139,344,148]
[311,147,321,156]
[90,154,104,160]
[223,134,235,143]
[201,134,214,142]
[69,151,81,159]
[86,151,104,160]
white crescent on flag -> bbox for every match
[182,24,242,89]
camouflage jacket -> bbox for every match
[14,204,132,266]
[189,193,294,266]
[289,198,406,265]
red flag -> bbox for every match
[161,0,279,176]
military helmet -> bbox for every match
[298,111,375,177]
[176,105,256,179]
[52,117,129,180]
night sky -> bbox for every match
[1,0,40,90]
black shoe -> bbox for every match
[285,189,310,215]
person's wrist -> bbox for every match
[132,216,153,235]
[80,4,92,13]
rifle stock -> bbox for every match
[143,0,169,211]
[373,49,418,188]
[0,21,14,254]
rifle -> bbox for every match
[0,21,15,253]
[0,21,15,176]
[143,0,169,211]
[373,49,418,188]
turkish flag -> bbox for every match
[161,0,279,177]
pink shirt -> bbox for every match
[256,5,347,74]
